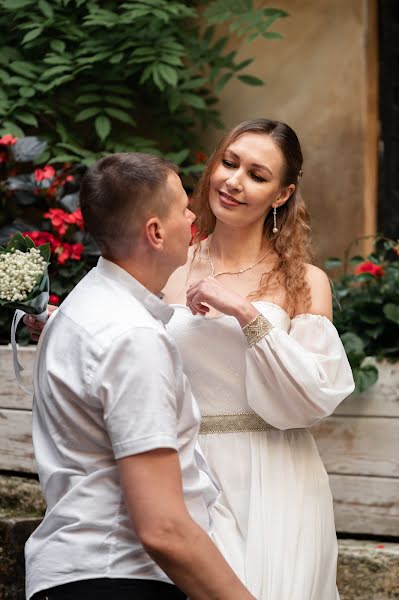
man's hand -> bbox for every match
[23,304,58,341]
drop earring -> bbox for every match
[272,207,278,234]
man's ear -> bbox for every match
[144,217,165,250]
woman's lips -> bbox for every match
[218,191,244,207]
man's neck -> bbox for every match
[104,255,168,297]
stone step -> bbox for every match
[0,477,398,599]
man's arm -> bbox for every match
[118,448,256,600]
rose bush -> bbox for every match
[326,237,399,392]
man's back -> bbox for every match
[25,258,218,599]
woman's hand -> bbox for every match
[186,277,258,326]
[23,304,58,341]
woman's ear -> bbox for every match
[273,183,296,208]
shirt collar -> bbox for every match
[96,257,174,325]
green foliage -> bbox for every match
[326,236,399,392]
[0,0,287,168]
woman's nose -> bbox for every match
[226,172,243,191]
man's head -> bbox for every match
[80,152,190,263]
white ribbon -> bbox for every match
[11,308,48,395]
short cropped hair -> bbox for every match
[79,152,178,259]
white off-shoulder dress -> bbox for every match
[167,301,355,600]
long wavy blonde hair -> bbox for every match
[191,119,313,317]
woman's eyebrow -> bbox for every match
[225,149,273,176]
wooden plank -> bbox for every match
[330,474,399,536]
[334,361,399,417]
[0,409,36,473]
[312,415,399,477]
[0,346,35,410]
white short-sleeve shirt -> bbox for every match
[25,257,219,598]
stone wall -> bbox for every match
[204,0,378,264]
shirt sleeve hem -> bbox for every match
[113,434,178,459]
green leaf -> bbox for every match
[19,86,35,98]
[50,40,66,53]
[95,114,111,141]
[41,65,72,79]
[324,257,342,270]
[340,332,365,366]
[0,120,25,137]
[76,94,103,104]
[164,148,189,164]
[182,93,207,110]
[109,52,124,64]
[38,0,53,18]
[15,111,38,127]
[22,28,43,44]
[104,107,135,126]
[264,31,283,40]
[103,95,134,109]
[234,58,254,72]
[1,0,34,7]
[237,74,264,86]
[75,107,102,122]
[383,303,399,324]
[353,365,379,394]
[215,72,233,94]
[158,64,178,87]
[9,61,37,79]
[349,255,365,266]
[48,154,82,164]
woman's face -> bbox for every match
[209,132,293,229]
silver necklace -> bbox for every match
[207,242,271,278]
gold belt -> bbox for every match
[199,412,279,434]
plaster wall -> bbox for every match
[203,0,378,263]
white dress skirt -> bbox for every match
[166,301,355,600]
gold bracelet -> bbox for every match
[242,313,273,347]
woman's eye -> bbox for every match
[222,159,235,168]
[251,173,266,183]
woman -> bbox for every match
[26,119,354,599]
[162,119,354,599]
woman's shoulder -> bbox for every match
[294,263,332,319]
[305,263,330,288]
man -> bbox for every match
[25,153,255,600]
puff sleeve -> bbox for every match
[245,314,355,429]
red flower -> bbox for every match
[355,261,384,277]
[49,294,60,306]
[22,232,84,265]
[44,208,84,236]
[71,243,84,260]
[56,242,84,264]
[34,165,55,182]
[23,231,61,253]
[195,151,208,164]
[0,154,5,163]
[0,134,17,145]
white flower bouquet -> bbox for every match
[0,232,50,317]
[0,232,50,393]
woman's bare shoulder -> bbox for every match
[294,263,332,319]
